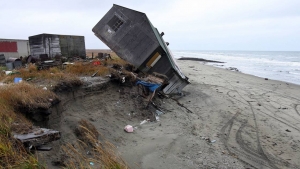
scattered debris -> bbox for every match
[155,115,160,121]
[265,78,268,80]
[124,125,134,133]
[93,60,101,66]
[5,70,12,75]
[36,146,52,151]
[155,110,163,116]
[286,129,291,132]
[136,80,161,105]
[13,128,60,149]
[36,60,61,70]
[211,140,216,143]
[14,77,22,83]
[227,67,240,72]
[91,70,99,77]
[140,120,148,125]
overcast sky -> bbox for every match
[1,0,299,51]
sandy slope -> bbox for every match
[42,60,300,169]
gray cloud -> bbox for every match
[1,0,299,51]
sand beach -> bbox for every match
[39,59,300,169]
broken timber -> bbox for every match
[92,4,190,94]
[14,128,60,148]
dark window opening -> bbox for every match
[107,15,124,32]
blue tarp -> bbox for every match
[136,80,161,92]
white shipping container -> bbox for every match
[0,39,30,59]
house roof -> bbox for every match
[147,20,188,80]
[29,33,84,38]
[0,38,28,41]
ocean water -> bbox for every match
[172,51,300,85]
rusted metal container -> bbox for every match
[92,4,190,94]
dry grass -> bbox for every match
[0,83,57,168]
[1,83,58,110]
[0,54,128,84]
[62,120,128,169]
[105,53,128,66]
[0,54,130,168]
[64,62,110,76]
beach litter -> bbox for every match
[155,115,160,121]
[155,110,163,116]
[14,77,22,83]
[124,125,134,133]
[140,120,148,125]
[211,140,216,143]
[285,129,291,132]
[5,70,12,75]
[36,146,52,151]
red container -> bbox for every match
[0,41,17,52]
[93,60,101,65]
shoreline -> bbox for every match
[177,57,225,63]
[173,50,300,86]
[176,57,300,86]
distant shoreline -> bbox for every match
[177,57,224,63]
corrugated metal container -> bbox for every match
[7,58,22,69]
[92,4,190,94]
[29,34,86,59]
[0,39,30,59]
[0,54,5,67]
[6,62,13,70]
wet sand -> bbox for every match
[43,60,300,169]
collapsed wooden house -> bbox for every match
[92,4,190,94]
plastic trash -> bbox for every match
[90,162,94,166]
[155,115,160,121]
[140,120,147,125]
[155,110,163,116]
[211,140,216,143]
[115,100,121,107]
[14,77,22,84]
[5,71,12,75]
[124,125,133,133]
[42,87,47,90]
